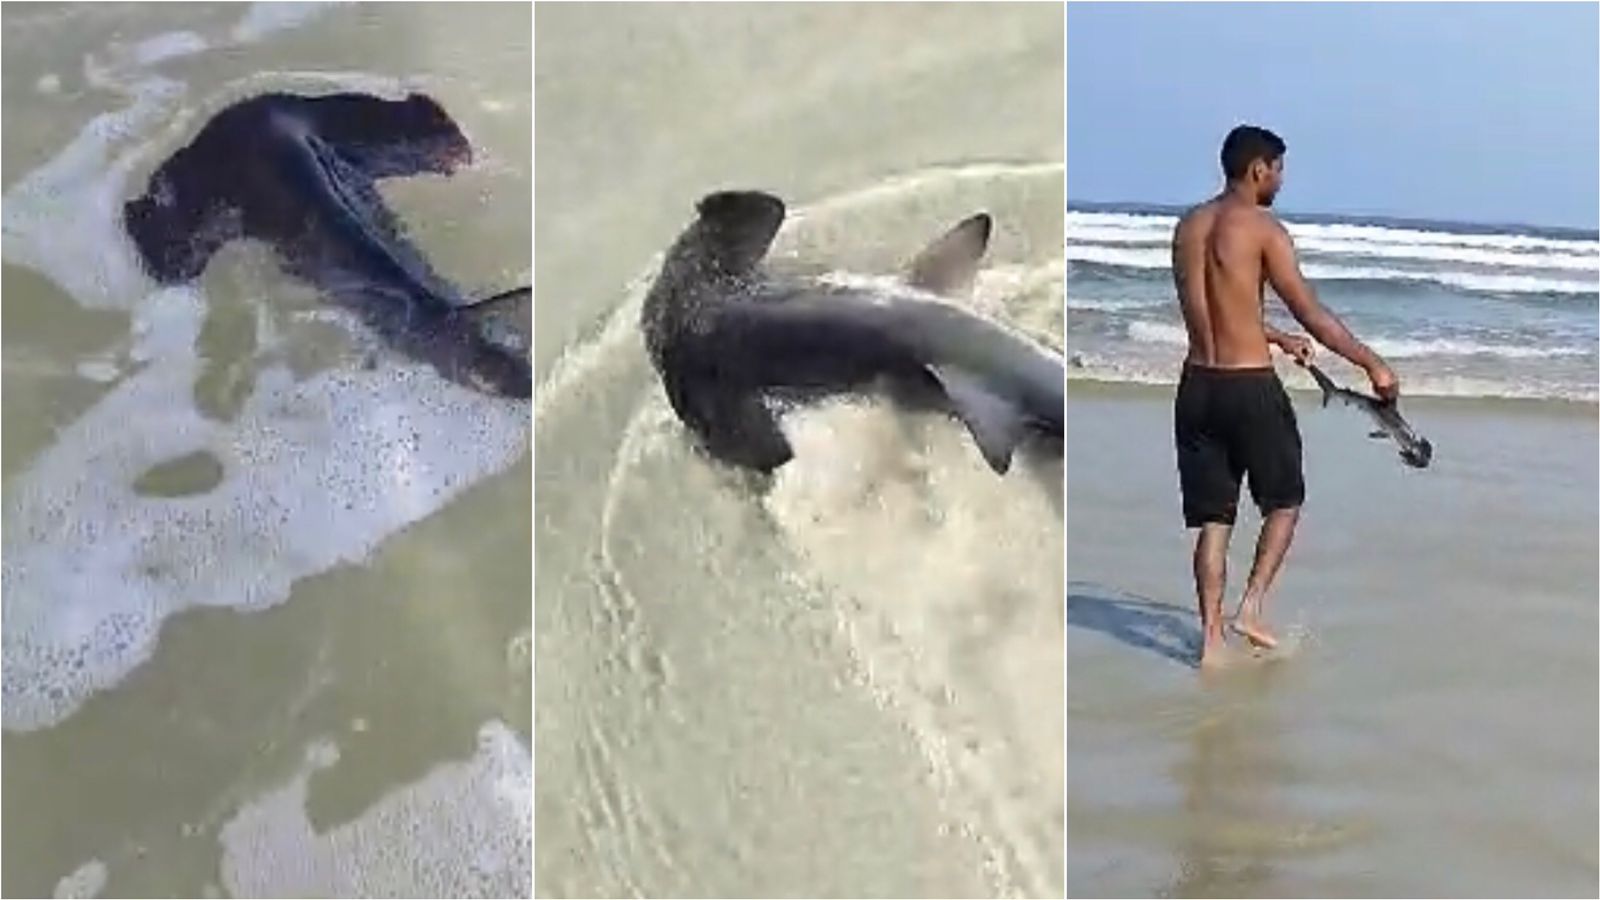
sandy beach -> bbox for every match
[1066,380,1598,897]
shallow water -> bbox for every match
[2,4,530,896]
[1067,385,1599,898]
[534,4,1063,896]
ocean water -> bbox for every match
[1067,203,1600,402]
[535,4,1063,896]
[2,3,529,897]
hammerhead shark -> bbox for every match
[640,190,1063,475]
[123,91,530,397]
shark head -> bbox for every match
[692,190,786,274]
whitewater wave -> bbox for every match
[1069,210,1598,254]
[1067,245,1598,296]
[1067,352,1599,404]
[1125,320,1591,361]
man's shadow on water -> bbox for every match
[1067,581,1201,669]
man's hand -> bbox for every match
[1366,359,1400,402]
[1270,332,1315,367]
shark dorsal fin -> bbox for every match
[906,212,992,297]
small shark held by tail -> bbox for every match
[1304,362,1433,468]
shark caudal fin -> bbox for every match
[906,212,992,297]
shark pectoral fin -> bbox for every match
[906,213,992,297]
[930,365,1026,475]
[1369,430,1389,439]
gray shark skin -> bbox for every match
[640,190,1064,475]
[1305,363,1433,468]
[123,91,530,398]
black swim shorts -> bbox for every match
[1174,364,1305,527]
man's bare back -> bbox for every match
[1172,198,1279,369]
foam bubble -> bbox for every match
[52,859,107,899]
[74,360,121,383]
[219,721,531,898]
[133,31,209,66]
[3,345,527,730]
[232,2,349,44]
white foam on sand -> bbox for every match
[132,31,209,67]
[232,2,349,44]
[52,859,107,899]
[763,261,1065,897]
[0,15,528,732]
[219,721,531,898]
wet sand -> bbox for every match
[1067,382,1598,898]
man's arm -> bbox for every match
[1263,322,1314,364]
[1263,323,1292,344]
[1262,220,1396,395]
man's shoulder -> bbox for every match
[1174,200,1215,234]
[1217,203,1287,238]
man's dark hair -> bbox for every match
[1220,125,1286,180]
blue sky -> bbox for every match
[1067,2,1600,229]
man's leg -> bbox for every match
[1231,506,1300,648]
[1193,522,1232,667]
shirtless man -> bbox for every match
[1171,125,1398,668]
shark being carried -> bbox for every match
[123,91,530,398]
[1304,362,1433,468]
[640,190,1064,475]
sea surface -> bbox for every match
[1067,202,1599,401]
[2,4,530,897]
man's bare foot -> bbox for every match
[1229,616,1278,650]
[1198,636,1229,670]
